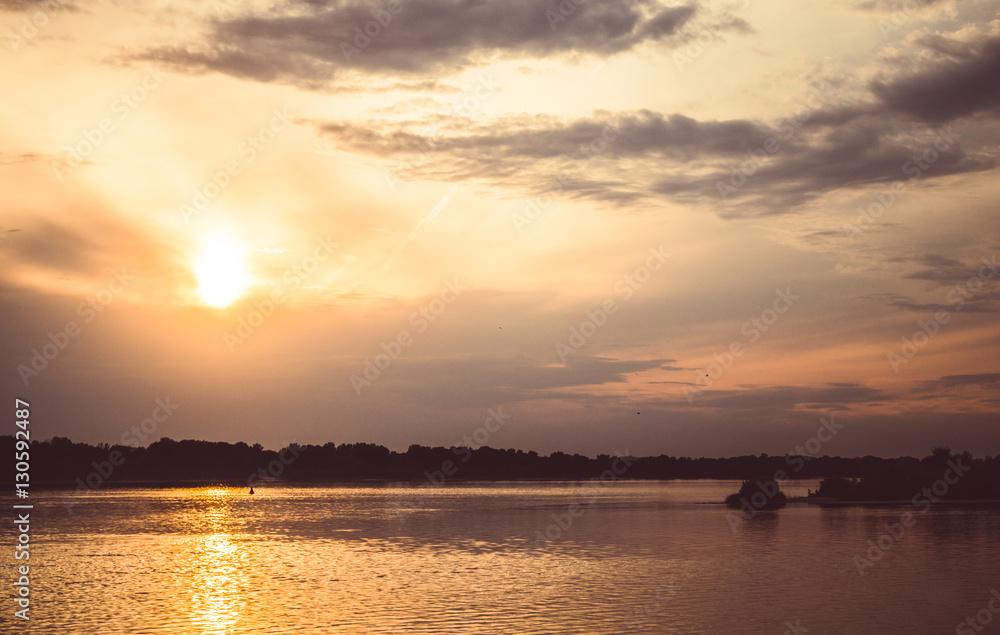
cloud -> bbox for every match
[0,153,44,165]
[316,104,995,215]
[0,206,189,302]
[918,373,1000,390]
[5,219,101,274]
[130,2,1000,220]
[681,383,888,411]
[321,110,775,160]
[376,354,679,407]
[0,0,75,11]
[301,20,1000,215]
[908,374,1000,411]
[652,116,992,212]
[885,252,985,283]
[871,32,1000,123]
[138,0,702,86]
[889,253,964,268]
[851,0,950,11]
[863,291,1000,314]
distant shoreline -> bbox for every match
[13,440,998,499]
[791,497,1000,506]
[33,477,804,490]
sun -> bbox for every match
[194,234,252,307]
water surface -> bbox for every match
[3,481,998,634]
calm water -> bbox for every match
[3,481,998,634]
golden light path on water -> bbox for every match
[189,489,250,634]
[5,482,1000,634]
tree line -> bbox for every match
[4,436,998,492]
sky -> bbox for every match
[2,0,999,458]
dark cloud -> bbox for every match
[0,209,189,297]
[863,292,949,313]
[851,0,948,10]
[318,109,797,210]
[125,3,1000,221]
[317,105,995,215]
[888,253,964,268]
[886,253,978,283]
[863,291,1000,314]
[908,374,1000,408]
[922,373,1000,389]
[5,220,101,274]
[0,152,44,165]
[320,110,774,160]
[871,35,1000,123]
[0,0,75,10]
[655,115,995,213]
[381,354,678,407]
[139,0,701,86]
[685,383,888,410]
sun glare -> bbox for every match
[194,235,251,307]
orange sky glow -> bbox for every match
[2,0,999,456]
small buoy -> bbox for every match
[249,487,254,495]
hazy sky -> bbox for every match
[3,0,999,457]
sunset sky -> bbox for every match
[2,0,998,457]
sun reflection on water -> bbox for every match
[183,488,256,634]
